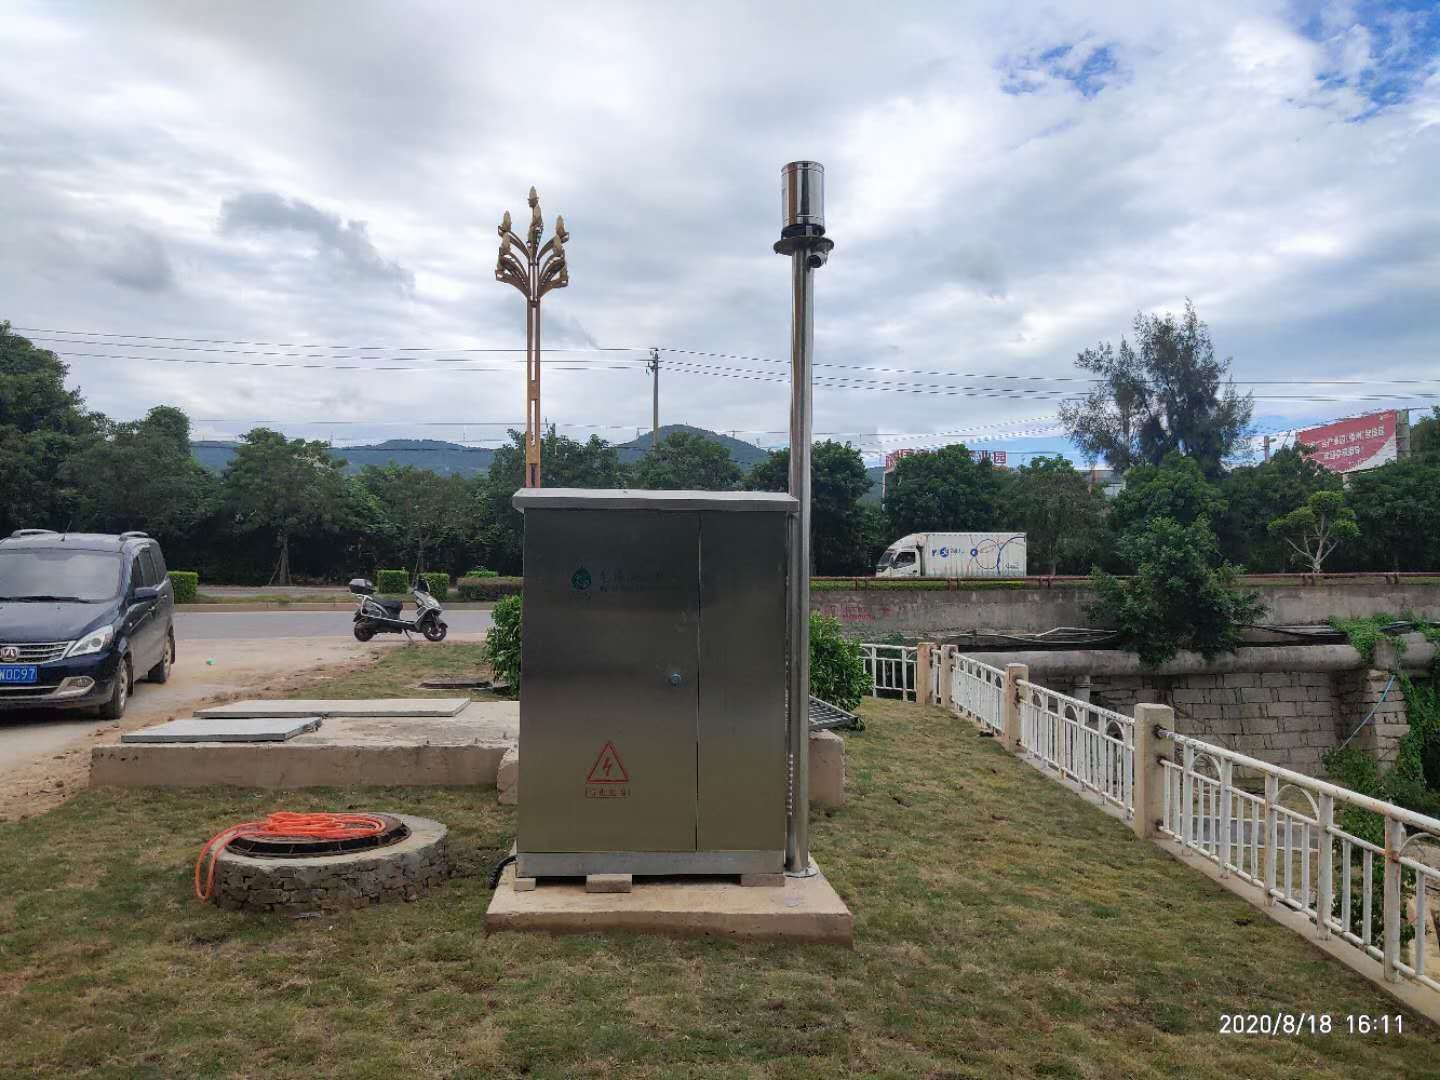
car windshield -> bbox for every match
[876,549,896,570]
[0,549,123,602]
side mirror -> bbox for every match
[132,585,160,602]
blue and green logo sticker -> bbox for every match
[571,566,592,591]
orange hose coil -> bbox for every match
[194,811,390,902]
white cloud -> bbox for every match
[0,0,1436,461]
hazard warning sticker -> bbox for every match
[584,741,630,799]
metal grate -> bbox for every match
[0,641,72,664]
[809,695,863,732]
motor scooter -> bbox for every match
[349,576,448,642]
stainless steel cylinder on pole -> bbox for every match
[775,161,834,877]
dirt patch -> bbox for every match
[0,640,390,823]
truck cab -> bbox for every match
[875,535,923,578]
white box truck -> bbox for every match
[874,532,1027,579]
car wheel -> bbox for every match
[424,620,448,642]
[99,655,131,720]
[147,631,175,683]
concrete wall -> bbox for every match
[815,579,1440,640]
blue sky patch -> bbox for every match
[1292,0,1440,116]
[1001,41,1121,99]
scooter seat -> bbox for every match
[375,598,403,614]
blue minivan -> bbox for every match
[0,530,176,719]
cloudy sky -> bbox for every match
[2,1,1437,464]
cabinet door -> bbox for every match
[519,508,700,853]
[696,511,788,854]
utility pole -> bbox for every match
[647,347,660,449]
[774,161,834,878]
[494,186,571,487]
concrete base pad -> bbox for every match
[197,697,472,718]
[92,703,517,788]
[486,859,853,945]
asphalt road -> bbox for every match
[174,608,493,640]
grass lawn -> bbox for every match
[1,647,1435,1077]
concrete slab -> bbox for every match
[92,703,518,788]
[196,697,472,719]
[121,717,321,743]
[486,859,853,945]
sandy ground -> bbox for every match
[0,637,394,822]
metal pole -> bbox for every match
[649,347,660,449]
[527,298,542,487]
[786,248,814,875]
[775,161,833,878]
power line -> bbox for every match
[21,327,1440,391]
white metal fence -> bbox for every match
[878,642,1440,1001]
[1018,680,1135,817]
[949,655,1005,733]
[859,644,917,701]
[1160,729,1440,992]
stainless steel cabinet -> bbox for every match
[514,489,795,878]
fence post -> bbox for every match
[1002,663,1028,753]
[1218,760,1233,877]
[916,643,934,705]
[936,646,954,710]
[1384,816,1404,982]
[1131,703,1172,841]
[1264,774,1279,907]
[1316,793,1334,941]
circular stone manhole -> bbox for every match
[226,813,410,858]
[212,813,448,915]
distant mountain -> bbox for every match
[191,427,774,478]
[612,425,773,470]
[191,438,495,477]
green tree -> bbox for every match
[1106,451,1223,537]
[1409,407,1439,461]
[745,441,872,574]
[221,428,351,584]
[0,323,103,535]
[1089,516,1265,667]
[68,406,217,540]
[1003,456,1105,575]
[631,430,740,491]
[482,429,628,573]
[1267,489,1360,574]
[358,464,469,575]
[1345,459,1440,571]
[882,444,1002,538]
[1059,301,1253,478]
[1215,446,1340,570]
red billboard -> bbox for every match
[1297,411,1399,474]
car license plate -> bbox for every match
[0,665,38,684]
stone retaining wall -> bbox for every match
[213,814,449,915]
[1047,671,1414,775]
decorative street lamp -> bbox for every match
[495,186,571,488]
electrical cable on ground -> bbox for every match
[194,811,389,902]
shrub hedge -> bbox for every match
[420,572,449,601]
[167,570,199,604]
[376,569,409,594]
[465,568,500,579]
[457,576,523,602]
